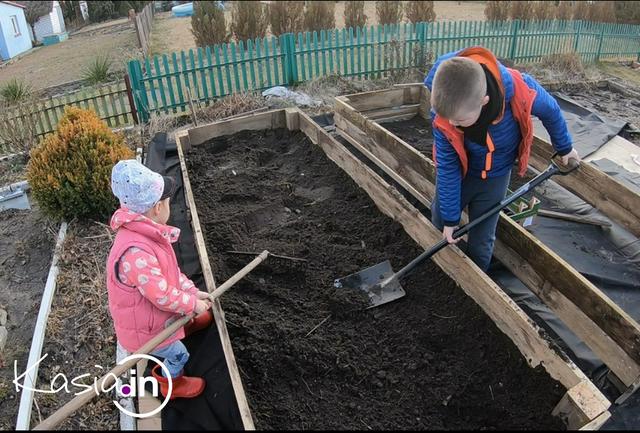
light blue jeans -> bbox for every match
[431,171,512,272]
[150,340,190,378]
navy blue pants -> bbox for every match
[431,171,511,272]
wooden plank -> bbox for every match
[372,112,421,124]
[187,109,286,146]
[552,381,611,430]
[529,136,640,237]
[175,131,255,430]
[493,231,640,386]
[362,103,420,120]
[335,114,432,207]
[335,96,640,387]
[15,223,68,430]
[297,110,610,425]
[342,88,407,111]
[391,82,422,104]
[578,411,612,431]
[136,359,162,430]
[335,101,436,200]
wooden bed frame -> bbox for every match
[167,106,615,430]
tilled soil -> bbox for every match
[185,128,565,430]
[0,204,55,430]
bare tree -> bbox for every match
[24,1,51,43]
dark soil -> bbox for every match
[0,203,55,430]
[553,82,640,130]
[185,128,566,430]
[386,117,434,159]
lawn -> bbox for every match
[0,18,139,92]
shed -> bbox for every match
[23,1,66,44]
[0,1,32,60]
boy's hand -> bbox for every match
[194,299,212,314]
[195,290,210,300]
[561,148,580,166]
[443,226,461,244]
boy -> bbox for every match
[107,159,214,399]
[424,46,579,272]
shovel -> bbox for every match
[334,156,580,309]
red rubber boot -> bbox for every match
[184,309,214,337]
[151,364,205,400]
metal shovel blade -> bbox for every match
[334,260,406,308]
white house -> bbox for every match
[24,1,66,43]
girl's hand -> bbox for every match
[195,290,210,300]
[194,299,212,314]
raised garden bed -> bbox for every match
[175,108,612,429]
[333,84,640,419]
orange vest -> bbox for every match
[432,47,537,178]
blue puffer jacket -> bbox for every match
[424,50,573,226]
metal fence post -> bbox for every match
[509,19,520,61]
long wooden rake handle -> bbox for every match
[32,250,269,431]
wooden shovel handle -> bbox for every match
[33,250,270,431]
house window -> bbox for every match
[10,15,21,37]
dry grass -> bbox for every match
[36,221,119,430]
[198,92,269,123]
[0,157,27,186]
[294,73,398,115]
[147,112,180,138]
[520,52,603,84]
[0,99,40,159]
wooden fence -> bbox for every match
[134,2,155,56]
[127,19,640,121]
[0,81,136,157]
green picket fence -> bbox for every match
[128,19,640,122]
[0,81,136,157]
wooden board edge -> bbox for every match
[529,138,640,238]
[187,109,287,146]
[176,132,256,430]
[15,222,68,430]
[578,411,612,431]
[553,381,611,430]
